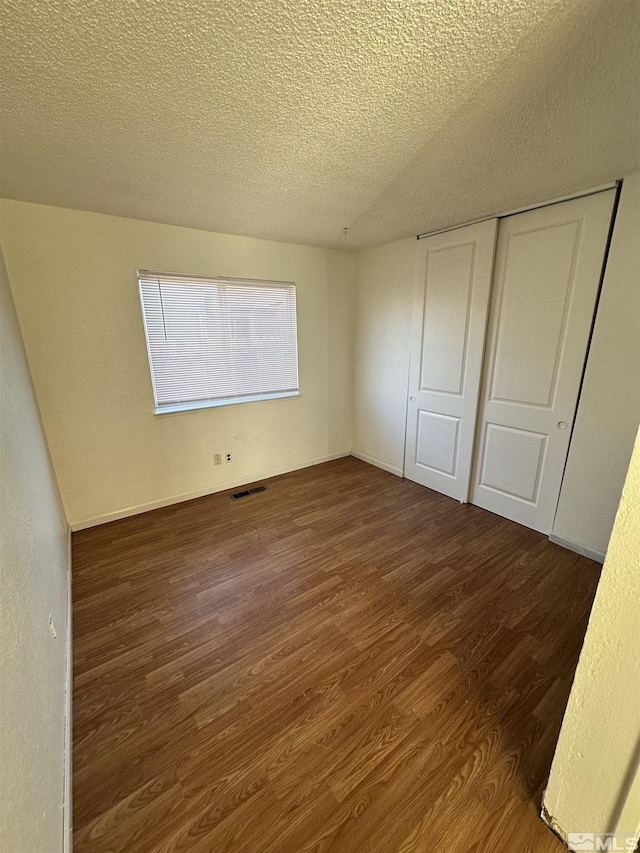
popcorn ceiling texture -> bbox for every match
[0,0,638,249]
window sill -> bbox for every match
[154,391,301,415]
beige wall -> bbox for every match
[2,178,635,540]
[352,237,416,474]
[0,201,354,528]
[543,426,640,846]
[553,173,640,559]
[0,245,70,851]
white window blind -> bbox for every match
[137,270,299,413]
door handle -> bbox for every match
[557,421,568,430]
[410,396,416,403]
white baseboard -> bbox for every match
[350,450,404,478]
[70,452,351,530]
[64,525,72,852]
[549,533,606,564]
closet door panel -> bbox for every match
[489,221,578,406]
[470,190,616,533]
[404,219,497,501]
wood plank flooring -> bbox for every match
[72,457,600,852]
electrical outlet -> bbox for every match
[214,453,222,465]
[226,452,232,462]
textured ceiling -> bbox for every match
[0,0,638,250]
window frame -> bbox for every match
[137,269,301,415]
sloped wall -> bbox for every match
[0,244,70,851]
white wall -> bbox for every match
[352,237,416,474]
[0,245,70,851]
[553,174,640,559]
[543,426,640,847]
[0,201,354,528]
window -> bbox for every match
[137,270,299,413]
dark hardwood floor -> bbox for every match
[72,457,600,852]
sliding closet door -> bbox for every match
[470,190,616,533]
[404,219,497,501]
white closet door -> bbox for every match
[470,190,616,533]
[404,219,498,501]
